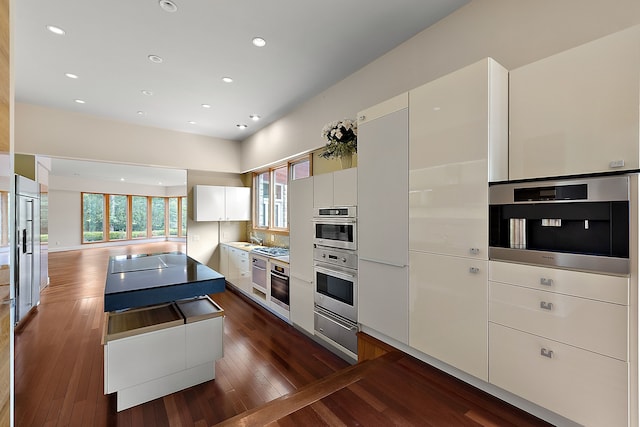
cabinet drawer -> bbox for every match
[490,282,628,360]
[489,323,628,427]
[489,261,629,305]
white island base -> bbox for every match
[102,296,224,411]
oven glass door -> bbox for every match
[314,264,357,322]
[270,270,289,310]
[314,221,356,250]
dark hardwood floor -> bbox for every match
[14,242,552,426]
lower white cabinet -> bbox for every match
[488,261,630,426]
[358,259,408,344]
[409,252,488,381]
[289,275,314,334]
[222,245,251,293]
[103,297,224,411]
[490,323,628,427]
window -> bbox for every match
[131,196,148,239]
[83,193,105,242]
[290,158,311,180]
[273,165,288,229]
[255,171,270,228]
[151,197,166,237]
[109,195,128,240]
[253,155,311,231]
[81,193,187,244]
[168,197,178,237]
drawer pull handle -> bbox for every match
[540,348,554,359]
[469,267,480,274]
[540,301,553,311]
[540,278,553,286]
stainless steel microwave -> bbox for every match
[489,175,630,275]
[312,207,357,250]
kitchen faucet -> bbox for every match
[250,233,263,246]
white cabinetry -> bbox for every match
[408,57,508,257]
[289,177,314,333]
[509,25,640,180]
[219,244,250,292]
[313,168,357,207]
[193,185,250,221]
[103,297,224,411]
[409,252,488,380]
[357,93,409,344]
[407,58,508,381]
[488,261,630,426]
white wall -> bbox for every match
[48,174,188,251]
[15,103,243,173]
[240,0,640,171]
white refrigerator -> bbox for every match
[14,175,40,325]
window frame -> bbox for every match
[252,154,311,232]
[81,193,188,244]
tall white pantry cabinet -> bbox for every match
[357,58,508,380]
[408,58,508,381]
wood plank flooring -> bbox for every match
[14,242,552,426]
[14,242,348,426]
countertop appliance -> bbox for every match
[489,175,630,275]
[313,244,358,355]
[313,207,357,250]
[15,175,40,325]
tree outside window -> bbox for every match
[181,196,187,236]
[109,195,128,240]
[168,197,178,237]
[131,196,148,238]
[82,193,104,242]
[151,197,166,237]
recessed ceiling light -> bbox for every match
[148,54,163,64]
[159,0,178,13]
[222,77,233,83]
[141,90,153,96]
[252,37,266,47]
[250,114,260,121]
[158,181,163,185]
[74,99,86,104]
[46,25,65,35]
[65,73,78,79]
[188,121,197,125]
[236,124,248,129]
[137,111,145,116]
[201,104,211,109]
[120,178,125,182]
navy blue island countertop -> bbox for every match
[104,251,225,312]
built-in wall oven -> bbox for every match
[313,245,358,355]
[251,254,268,294]
[489,175,630,275]
[313,207,357,250]
[269,261,290,311]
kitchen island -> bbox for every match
[104,251,225,311]
[102,252,225,411]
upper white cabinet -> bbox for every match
[409,57,508,258]
[313,168,357,207]
[193,185,250,221]
[357,93,410,344]
[509,25,640,180]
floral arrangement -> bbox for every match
[319,118,357,159]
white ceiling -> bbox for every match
[50,158,187,187]
[14,0,468,142]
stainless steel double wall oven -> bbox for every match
[312,207,358,355]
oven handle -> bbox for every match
[252,265,267,271]
[270,270,289,280]
[314,263,357,279]
[312,218,356,224]
[314,306,357,331]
